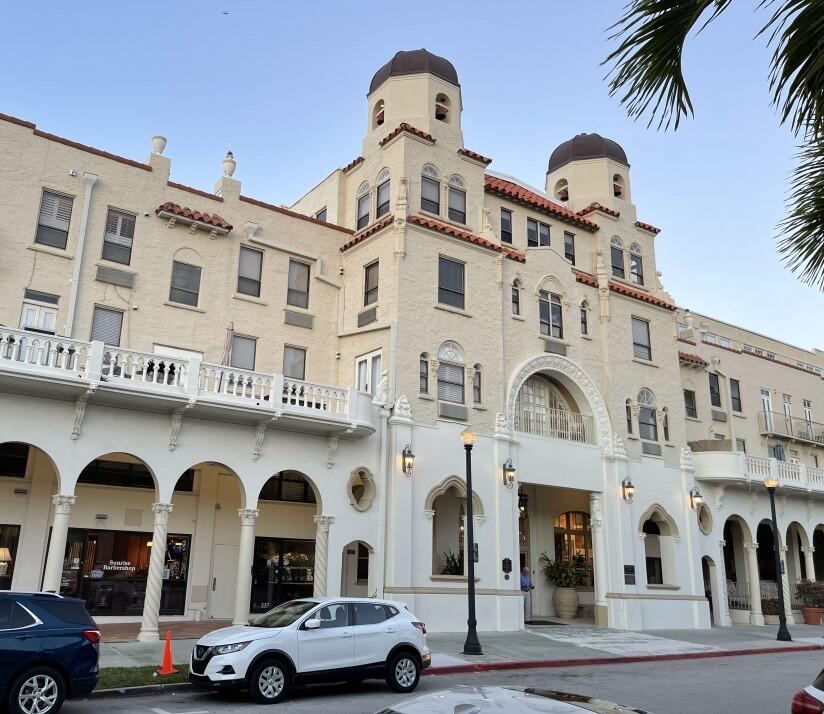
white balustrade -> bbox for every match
[808,467,824,489]
[282,377,349,415]
[777,460,801,483]
[199,364,274,402]
[102,347,187,389]
[744,455,772,479]
[0,326,90,375]
[515,405,596,445]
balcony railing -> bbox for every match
[515,405,597,445]
[759,410,824,446]
[693,450,824,494]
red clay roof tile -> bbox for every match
[155,202,233,231]
[341,156,364,173]
[635,220,661,234]
[408,214,525,262]
[458,148,492,165]
[340,215,394,251]
[579,202,620,218]
[608,280,675,310]
[379,123,434,147]
[679,351,708,367]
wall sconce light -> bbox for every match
[621,476,635,504]
[689,486,703,510]
[518,488,529,518]
[401,444,415,476]
[502,459,516,489]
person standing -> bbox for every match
[520,566,534,622]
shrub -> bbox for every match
[796,579,824,608]
[539,552,583,588]
[761,598,779,616]
[440,549,464,576]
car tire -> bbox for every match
[386,651,420,693]
[249,658,290,704]
[7,666,66,714]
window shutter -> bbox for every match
[90,307,123,346]
[39,191,73,230]
[105,209,135,247]
[439,257,464,293]
[438,362,465,403]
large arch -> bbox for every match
[0,439,63,493]
[507,354,613,452]
[75,451,161,501]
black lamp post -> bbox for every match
[460,426,483,656]
[764,478,792,642]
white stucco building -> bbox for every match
[1,49,822,640]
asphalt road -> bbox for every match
[65,651,824,714]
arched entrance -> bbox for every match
[786,522,810,611]
[341,540,375,597]
[638,504,679,586]
[757,520,779,599]
[701,555,723,626]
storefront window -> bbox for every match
[251,538,314,613]
[554,511,594,587]
[57,528,190,616]
[0,525,21,589]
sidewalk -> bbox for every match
[99,621,824,671]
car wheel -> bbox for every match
[386,651,420,693]
[249,659,290,704]
[8,666,65,714]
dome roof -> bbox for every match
[369,49,459,94]
[547,133,629,173]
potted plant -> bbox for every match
[440,549,464,576]
[796,580,824,624]
[539,553,580,619]
[761,598,780,625]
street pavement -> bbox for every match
[66,650,824,713]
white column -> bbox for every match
[745,543,764,625]
[779,545,796,624]
[232,508,259,626]
[42,495,76,593]
[590,493,609,627]
[137,503,173,642]
[313,515,334,597]
[803,546,817,582]
[716,539,732,627]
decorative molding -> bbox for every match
[238,508,259,526]
[612,435,626,459]
[372,370,389,406]
[423,474,484,516]
[589,493,604,531]
[326,436,339,469]
[71,392,90,441]
[637,502,679,538]
[52,494,76,515]
[393,394,412,420]
[423,509,435,521]
[680,446,693,470]
[313,514,335,532]
[715,486,726,511]
[151,502,173,523]
[474,514,486,527]
[494,412,509,437]
[168,401,194,451]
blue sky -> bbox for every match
[2,1,821,350]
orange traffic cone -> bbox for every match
[156,630,179,676]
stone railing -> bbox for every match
[694,450,824,494]
[515,405,597,445]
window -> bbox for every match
[554,512,593,586]
[730,378,742,412]
[662,408,670,441]
[419,354,429,394]
[20,291,58,335]
[629,244,644,285]
[512,284,521,316]
[283,346,306,380]
[527,218,550,247]
[638,388,658,441]
[709,373,722,408]
[356,183,370,230]
[363,261,379,306]
[610,237,625,279]
[0,525,20,586]
[315,603,349,629]
[632,317,651,361]
[500,208,512,243]
[36,190,73,249]
[437,342,465,404]
[376,169,390,218]
[625,400,633,434]
[90,306,123,346]
[447,178,466,224]
[438,256,465,309]
[472,366,481,404]
[736,438,747,453]
[354,601,388,625]
[580,305,588,335]
[538,291,563,339]
[230,335,256,371]
[169,261,201,306]
[0,443,29,478]
[356,350,381,395]
[643,520,663,584]
[287,260,310,309]
[421,176,441,214]
[237,246,263,297]
[564,232,576,264]
[684,389,697,418]
[771,443,786,461]
[314,207,327,222]
[102,208,136,264]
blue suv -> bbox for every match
[0,592,99,714]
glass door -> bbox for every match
[251,537,314,613]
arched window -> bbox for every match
[431,485,465,574]
[662,407,670,442]
[516,375,581,439]
[448,175,466,223]
[643,519,663,584]
[554,178,569,202]
[419,352,429,394]
[375,168,390,219]
[638,388,657,441]
[437,341,465,404]
[356,182,370,230]
[472,364,482,405]
[435,93,451,122]
[554,511,593,586]
[640,507,678,586]
[610,237,625,279]
[372,99,385,129]
[613,174,625,198]
[629,243,644,285]
[511,280,521,316]
[580,299,589,336]
[421,164,441,215]
[625,398,634,434]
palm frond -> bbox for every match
[603,0,733,130]
[778,136,824,287]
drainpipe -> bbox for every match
[64,172,98,338]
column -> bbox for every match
[42,495,76,593]
[313,515,334,597]
[590,493,609,627]
[137,503,173,642]
[745,543,764,625]
[232,508,259,626]
[779,545,796,624]
[716,539,732,627]
[803,547,817,583]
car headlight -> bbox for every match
[213,641,251,655]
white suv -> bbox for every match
[189,598,431,704]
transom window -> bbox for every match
[610,237,625,279]
[421,165,441,214]
[376,169,390,219]
[539,290,563,339]
[629,243,644,285]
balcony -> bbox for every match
[693,450,824,495]
[515,405,597,445]
[759,410,824,447]
[0,326,376,436]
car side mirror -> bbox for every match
[304,618,321,630]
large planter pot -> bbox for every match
[802,607,824,625]
[553,587,579,619]
[764,614,780,625]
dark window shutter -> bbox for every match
[90,307,123,346]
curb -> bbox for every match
[90,682,193,699]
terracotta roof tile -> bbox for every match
[635,220,661,234]
[679,351,708,368]
[239,195,352,235]
[341,156,364,173]
[379,123,434,147]
[573,269,598,287]
[340,215,394,251]
[458,148,492,165]
[408,214,525,262]
[608,280,675,310]
[484,176,599,232]
[579,202,620,218]
[155,202,233,231]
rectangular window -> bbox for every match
[730,378,742,412]
[539,290,563,339]
[630,253,644,285]
[626,403,633,434]
[437,362,464,404]
[512,286,520,316]
[102,208,136,265]
[709,373,722,408]
[314,207,327,222]
[355,351,381,395]
[472,370,481,404]
[438,256,465,310]
[527,219,550,247]
[35,190,73,249]
[421,176,440,214]
[169,261,201,306]
[90,306,123,346]
[20,293,58,335]
[283,346,306,380]
[639,406,658,441]
[611,245,625,279]
[363,261,379,306]
[230,335,257,371]
[237,246,263,297]
[736,438,747,453]
[448,186,466,223]
[500,208,512,244]
[684,389,697,418]
[376,179,390,218]
[580,307,588,335]
[419,357,429,394]
[287,260,310,309]
[632,317,651,361]
[564,232,576,264]
[356,193,370,230]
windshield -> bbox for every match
[250,600,317,628]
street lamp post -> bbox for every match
[764,478,792,642]
[460,427,483,656]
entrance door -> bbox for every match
[210,544,238,619]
